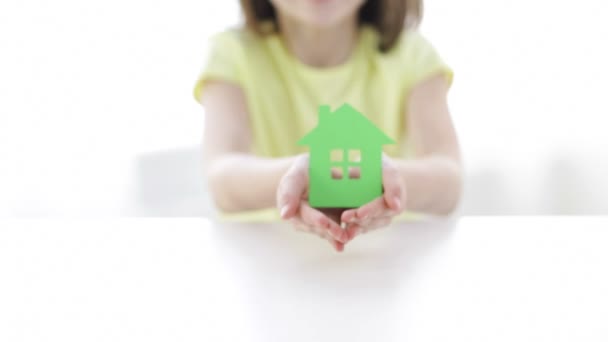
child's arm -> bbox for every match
[200,81,346,250]
[200,81,296,212]
[341,74,462,233]
[397,73,462,215]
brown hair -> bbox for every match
[239,0,423,52]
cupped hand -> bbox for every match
[341,154,406,240]
[277,154,349,251]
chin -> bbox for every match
[300,0,363,27]
[304,0,339,6]
[300,9,355,28]
[303,15,346,28]
[272,0,364,27]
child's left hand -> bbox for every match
[341,154,406,241]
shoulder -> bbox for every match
[208,27,253,54]
[360,27,440,66]
[208,25,270,55]
[385,29,441,60]
[380,29,453,90]
[206,25,280,72]
[193,27,263,101]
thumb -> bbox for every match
[277,167,308,219]
[382,162,404,212]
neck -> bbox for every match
[277,15,359,68]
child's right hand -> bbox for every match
[276,154,349,252]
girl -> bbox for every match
[193,0,462,252]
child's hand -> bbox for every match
[341,155,406,240]
[277,154,349,251]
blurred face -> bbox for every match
[270,0,366,28]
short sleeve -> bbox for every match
[399,31,454,92]
[192,31,244,102]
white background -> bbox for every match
[1,218,608,341]
[1,0,607,217]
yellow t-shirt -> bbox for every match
[193,25,453,222]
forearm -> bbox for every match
[206,153,298,213]
[394,156,463,215]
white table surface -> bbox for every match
[1,217,607,342]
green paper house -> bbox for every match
[298,103,395,208]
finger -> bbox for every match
[361,217,393,234]
[341,209,357,225]
[378,211,399,219]
[370,217,393,229]
[292,218,331,241]
[332,240,345,252]
[318,229,344,252]
[345,216,393,238]
[355,197,388,222]
[325,235,345,252]
[289,218,309,233]
[315,225,333,240]
[277,171,308,220]
[300,218,330,239]
[300,202,347,243]
[344,223,361,241]
[382,162,404,212]
[354,210,400,228]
